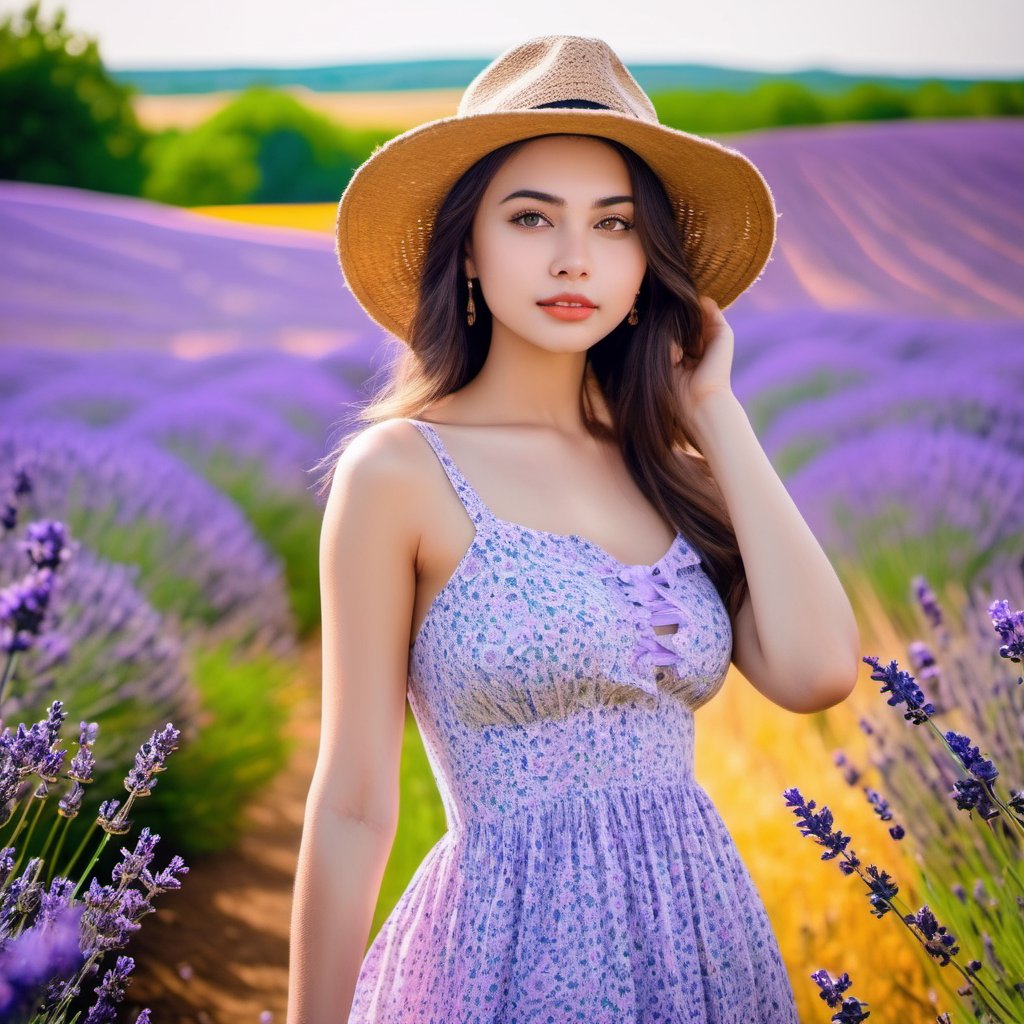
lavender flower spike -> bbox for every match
[811,968,854,1008]
[783,787,861,872]
[22,519,73,572]
[913,575,946,634]
[902,905,960,966]
[988,599,1024,682]
[944,731,999,784]
[0,567,57,654]
[810,970,871,1023]
[124,723,181,797]
[862,655,936,724]
[83,953,137,1024]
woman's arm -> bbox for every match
[287,422,421,1024]
[677,298,861,714]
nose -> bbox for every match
[550,224,591,279]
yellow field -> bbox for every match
[133,87,462,132]
[191,202,337,234]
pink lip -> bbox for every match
[539,303,596,322]
[537,292,597,307]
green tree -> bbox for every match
[143,86,391,205]
[0,2,149,194]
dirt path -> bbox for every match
[120,632,323,1024]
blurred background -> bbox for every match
[1,1,1022,1021]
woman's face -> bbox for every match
[465,135,647,356]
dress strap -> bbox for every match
[405,419,489,527]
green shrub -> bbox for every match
[0,2,149,194]
[131,638,298,858]
[142,86,392,205]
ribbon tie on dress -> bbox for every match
[596,541,703,695]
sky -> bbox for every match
[11,0,1024,76]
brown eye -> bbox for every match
[599,215,633,231]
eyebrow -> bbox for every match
[499,189,634,208]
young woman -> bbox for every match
[288,34,860,1024]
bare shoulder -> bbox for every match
[322,418,434,547]
[332,417,431,486]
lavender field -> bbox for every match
[2,118,1021,612]
[1,115,1023,1022]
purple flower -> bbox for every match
[83,954,136,1024]
[79,880,144,956]
[783,787,860,869]
[833,751,861,787]
[862,655,935,724]
[0,535,197,782]
[57,779,87,819]
[864,788,892,821]
[913,576,946,636]
[0,701,68,787]
[111,827,159,887]
[952,778,1000,820]
[902,905,959,966]
[66,722,98,785]
[0,567,57,653]
[809,969,871,1023]
[832,997,871,1023]
[864,865,899,918]
[97,798,130,836]
[988,598,1024,675]
[811,968,853,1008]
[0,466,33,533]
[944,731,998,784]
[0,901,85,1018]
[0,846,15,887]
[124,723,180,798]
[36,876,76,927]
[22,520,73,572]
[140,851,188,897]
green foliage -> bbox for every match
[652,77,1024,134]
[130,638,298,857]
[168,444,323,637]
[746,369,864,436]
[142,86,392,206]
[0,1,149,194]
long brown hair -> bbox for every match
[312,133,748,619]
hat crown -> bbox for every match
[457,35,659,123]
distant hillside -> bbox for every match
[110,59,1000,97]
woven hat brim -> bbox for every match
[336,108,777,341]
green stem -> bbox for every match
[841,850,1021,1024]
[9,793,47,879]
[1,782,37,853]
[34,809,64,877]
[70,829,111,903]
[61,816,100,885]
[46,814,74,887]
[0,649,19,710]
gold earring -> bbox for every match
[627,292,639,326]
[466,277,476,326]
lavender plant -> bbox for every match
[0,476,186,1023]
[0,425,296,658]
[783,426,1024,626]
[786,572,1024,1024]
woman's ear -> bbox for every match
[464,242,477,279]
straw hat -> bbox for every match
[336,34,777,342]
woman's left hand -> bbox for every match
[670,294,735,434]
